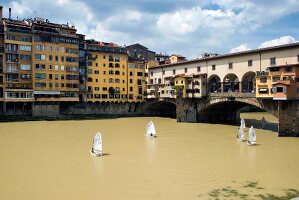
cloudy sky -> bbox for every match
[1,0,299,59]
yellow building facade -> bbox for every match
[85,42,129,102]
[128,60,146,102]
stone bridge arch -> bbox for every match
[143,98,176,118]
[196,97,278,124]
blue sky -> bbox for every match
[1,0,299,59]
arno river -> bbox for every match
[0,112,298,200]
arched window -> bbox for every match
[109,63,114,68]
[115,87,120,92]
[115,70,120,75]
[87,77,93,82]
[115,78,120,83]
[109,70,114,75]
[115,63,120,68]
[109,78,114,83]
[109,55,114,61]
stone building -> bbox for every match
[126,43,155,62]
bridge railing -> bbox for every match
[208,92,256,98]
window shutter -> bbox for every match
[283,86,286,93]
[272,87,277,94]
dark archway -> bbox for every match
[208,75,221,93]
[144,101,176,118]
[198,100,278,131]
[242,71,256,93]
[223,73,240,92]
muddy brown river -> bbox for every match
[0,112,298,200]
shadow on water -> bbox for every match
[101,153,110,157]
[244,118,278,133]
[203,181,299,200]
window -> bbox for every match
[55,65,59,71]
[173,69,176,75]
[138,79,142,85]
[35,45,45,51]
[96,63,98,67]
[103,63,106,67]
[55,56,58,61]
[115,70,120,75]
[248,60,253,66]
[297,88,299,93]
[109,63,114,68]
[212,65,216,70]
[103,55,106,59]
[55,74,59,80]
[109,70,114,75]
[19,45,31,51]
[260,77,267,83]
[270,57,276,65]
[115,63,120,68]
[20,54,31,61]
[95,70,99,74]
[35,73,46,79]
[197,66,201,72]
[285,66,292,72]
[158,78,161,84]
[129,64,134,68]
[297,55,299,62]
[115,79,120,83]
[20,64,31,70]
[109,55,114,61]
[35,82,46,88]
[61,65,64,71]
[103,87,107,91]
[61,56,64,62]
[109,78,114,83]
[95,87,99,91]
[49,74,52,80]
[259,88,268,94]
[130,79,133,83]
[49,65,52,70]
[137,72,143,76]
[49,55,52,61]
[88,69,93,74]
[61,74,65,80]
[276,87,284,93]
[87,78,93,82]
[130,87,133,91]
[185,68,187,73]
[61,47,64,53]
[35,64,46,70]
[150,72,153,76]
[35,54,46,60]
[272,76,280,82]
[114,55,120,62]
[229,62,233,69]
[130,72,133,76]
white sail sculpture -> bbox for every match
[237,118,246,142]
[91,132,103,156]
[247,126,256,146]
[146,121,156,137]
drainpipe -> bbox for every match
[9,8,11,19]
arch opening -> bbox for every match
[242,71,256,93]
[198,100,278,132]
[208,75,221,93]
[144,101,176,118]
[223,73,239,92]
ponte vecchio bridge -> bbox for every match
[146,43,299,137]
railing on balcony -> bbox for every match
[5,49,18,53]
[6,69,18,73]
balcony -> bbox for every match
[5,49,18,53]
[6,69,18,73]
[256,71,269,77]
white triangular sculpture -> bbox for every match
[237,118,245,142]
[247,126,256,146]
[91,132,102,156]
[146,121,156,137]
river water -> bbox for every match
[0,112,298,200]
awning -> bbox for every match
[33,91,60,95]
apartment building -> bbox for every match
[32,19,79,102]
[85,40,129,102]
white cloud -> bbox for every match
[258,36,297,48]
[230,44,251,53]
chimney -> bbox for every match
[9,7,11,19]
[0,6,3,21]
